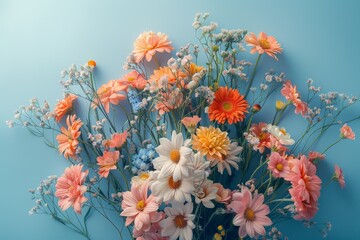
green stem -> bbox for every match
[244,54,262,99]
[322,138,343,154]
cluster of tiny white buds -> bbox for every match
[268,227,283,240]
[265,70,286,83]
[267,186,274,195]
[6,120,15,128]
[260,83,268,91]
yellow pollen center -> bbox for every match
[170,149,181,163]
[136,200,145,211]
[139,172,149,180]
[147,45,154,50]
[276,163,284,171]
[258,132,268,140]
[259,39,271,49]
[168,176,181,189]
[244,208,255,221]
[173,215,187,228]
[222,102,233,112]
[280,128,287,135]
[127,77,135,82]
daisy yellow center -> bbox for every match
[222,102,233,112]
[127,77,135,82]
[258,132,268,140]
[280,128,287,135]
[259,39,271,49]
[244,208,255,221]
[147,44,154,50]
[168,176,181,189]
[276,163,284,171]
[139,172,150,180]
[173,215,187,228]
[136,200,145,211]
[170,149,181,163]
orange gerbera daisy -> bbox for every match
[192,126,231,162]
[245,32,282,60]
[208,87,248,124]
[56,115,83,159]
[133,31,174,63]
[54,94,77,122]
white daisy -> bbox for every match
[193,179,218,208]
[191,152,210,184]
[160,202,195,240]
[210,142,242,175]
[267,124,295,145]
[150,171,194,203]
[153,131,193,181]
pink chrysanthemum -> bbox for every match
[97,150,119,178]
[228,187,272,238]
[245,32,282,60]
[55,164,88,214]
[120,183,161,231]
[334,164,345,189]
[268,152,289,178]
[340,123,355,140]
[133,31,174,63]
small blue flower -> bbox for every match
[131,144,157,174]
[128,88,144,114]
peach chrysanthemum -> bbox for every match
[208,87,248,124]
[245,32,282,60]
[192,126,231,162]
[93,80,127,113]
[97,150,119,178]
[56,115,83,160]
[55,164,88,214]
[149,66,187,89]
[119,70,147,91]
[133,31,174,63]
[340,123,355,140]
[185,63,205,77]
[54,94,77,122]
[155,88,183,115]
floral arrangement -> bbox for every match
[7,13,359,240]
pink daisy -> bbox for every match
[228,187,272,238]
[245,32,282,60]
[268,152,289,178]
[55,164,88,214]
[120,183,161,231]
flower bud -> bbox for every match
[276,100,286,110]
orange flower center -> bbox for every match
[127,77,135,82]
[276,163,284,171]
[136,200,145,211]
[147,44,154,50]
[222,102,233,112]
[259,39,271,49]
[173,215,187,228]
[139,172,150,180]
[244,208,255,221]
[170,149,181,163]
[280,128,287,135]
[168,176,181,189]
[258,132,268,140]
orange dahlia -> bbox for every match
[208,87,248,124]
[192,126,231,161]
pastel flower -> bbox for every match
[193,179,218,208]
[55,164,88,214]
[213,183,232,204]
[131,171,153,188]
[133,31,174,63]
[119,70,147,90]
[245,32,282,60]
[160,202,195,240]
[294,100,308,116]
[54,94,77,122]
[191,152,210,183]
[150,172,194,203]
[181,116,201,134]
[132,212,168,240]
[152,131,192,181]
[340,124,355,140]
[192,126,231,162]
[268,152,289,178]
[93,80,127,113]
[121,183,161,231]
[247,122,272,153]
[228,187,272,238]
[208,87,248,124]
[308,151,325,163]
[334,165,345,189]
[267,124,295,146]
[210,142,242,175]
[131,144,156,174]
[281,81,308,116]
[155,88,184,115]
[56,115,83,159]
[87,60,96,68]
[97,150,119,178]
[109,131,128,149]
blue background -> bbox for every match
[1,0,359,239]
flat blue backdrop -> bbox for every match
[1,0,359,239]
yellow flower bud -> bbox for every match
[276,100,286,110]
[217,225,223,231]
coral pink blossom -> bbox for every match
[148,67,187,91]
[97,150,119,178]
[94,80,127,113]
[132,212,168,240]
[281,81,308,116]
[334,165,345,189]
[213,183,232,204]
[133,31,174,63]
[340,124,355,140]
[119,71,147,90]
[155,89,183,115]
[228,187,272,238]
[54,94,77,122]
[55,164,88,214]
[294,100,308,116]
[249,122,271,153]
[56,115,83,159]
[245,32,282,60]
[121,183,161,232]
[286,155,322,220]
[109,131,128,149]
[268,152,289,178]
[181,116,201,133]
[308,151,325,163]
